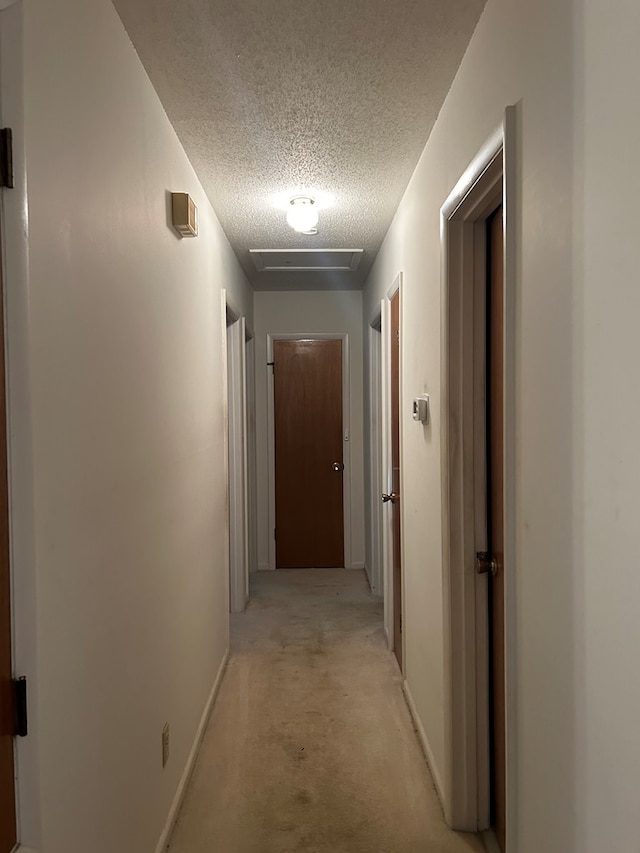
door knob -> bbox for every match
[332,462,344,472]
[475,552,498,576]
[381,492,399,503]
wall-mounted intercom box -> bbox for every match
[172,192,198,238]
[412,394,430,424]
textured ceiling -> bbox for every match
[113,0,486,290]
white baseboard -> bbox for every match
[348,561,365,570]
[402,680,446,809]
[154,650,230,853]
[363,565,381,597]
[257,562,272,571]
[481,830,502,853]
[16,847,38,853]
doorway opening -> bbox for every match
[378,274,403,669]
[366,317,383,597]
[440,109,516,849]
[225,301,250,613]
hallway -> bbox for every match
[167,570,483,853]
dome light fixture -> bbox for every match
[286,195,319,234]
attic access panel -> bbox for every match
[249,248,363,272]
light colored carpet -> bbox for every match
[168,569,485,853]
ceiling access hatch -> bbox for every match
[249,249,363,273]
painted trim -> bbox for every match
[502,106,518,853]
[380,300,391,644]
[240,316,250,604]
[224,294,242,325]
[226,310,249,612]
[402,680,445,806]
[366,322,383,596]
[15,847,38,853]
[440,107,517,841]
[349,561,365,571]
[482,830,502,853]
[265,332,352,570]
[154,651,230,853]
[245,337,258,576]
[1,4,43,847]
[380,274,402,654]
[221,292,231,613]
[442,125,504,218]
[257,561,271,572]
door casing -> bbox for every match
[366,319,383,596]
[266,332,352,571]
[0,123,16,853]
[245,335,258,577]
[440,109,517,845]
[224,295,250,613]
[0,3,41,846]
[380,274,402,656]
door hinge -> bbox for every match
[0,128,14,189]
[13,676,28,737]
[399,614,402,633]
[267,361,275,372]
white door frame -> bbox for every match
[224,297,249,612]
[440,108,517,843]
[266,332,351,571]
[380,274,402,651]
[245,333,258,576]
[366,319,383,596]
[1,2,42,848]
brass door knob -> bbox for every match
[475,552,498,576]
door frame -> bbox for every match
[245,334,258,577]
[366,318,383,596]
[380,274,402,652]
[440,108,517,842]
[224,296,250,613]
[266,332,351,571]
[0,107,15,853]
[0,2,40,848]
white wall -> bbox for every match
[578,2,640,851]
[8,0,252,849]
[254,290,365,572]
[10,0,640,850]
[364,0,586,850]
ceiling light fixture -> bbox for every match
[286,196,319,234]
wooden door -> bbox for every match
[273,339,344,568]
[0,227,16,852]
[390,292,402,671]
[487,205,505,850]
